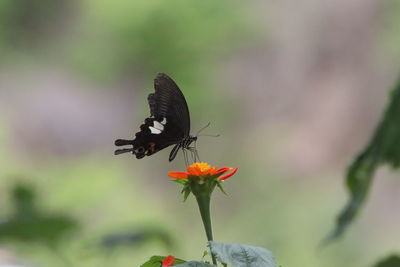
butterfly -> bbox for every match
[114,73,199,163]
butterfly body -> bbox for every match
[114,73,198,162]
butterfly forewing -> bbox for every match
[114,73,192,160]
[153,73,191,137]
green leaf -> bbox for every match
[174,179,188,185]
[216,181,228,195]
[182,185,192,202]
[209,241,277,267]
[202,250,209,258]
[327,77,400,242]
[173,258,187,265]
[174,261,215,267]
[140,255,185,267]
[140,256,164,267]
[372,255,400,267]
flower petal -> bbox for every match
[217,167,238,180]
[214,167,231,175]
[187,165,202,176]
[168,171,189,179]
[162,255,175,266]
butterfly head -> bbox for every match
[182,135,197,148]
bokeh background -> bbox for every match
[1,0,400,266]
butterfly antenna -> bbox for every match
[183,149,189,167]
[198,133,220,137]
[195,122,220,137]
[196,122,211,136]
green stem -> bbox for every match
[196,194,217,266]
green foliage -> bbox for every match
[0,0,73,49]
[327,77,400,241]
[140,255,185,267]
[101,228,174,249]
[0,0,250,83]
[372,255,400,267]
[68,0,248,81]
[209,241,277,267]
[174,262,215,267]
[383,0,400,60]
[182,184,191,202]
[177,175,228,201]
[0,183,78,246]
[216,182,228,196]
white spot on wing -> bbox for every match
[149,126,162,134]
[161,117,167,125]
[153,121,164,131]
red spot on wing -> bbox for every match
[149,142,156,153]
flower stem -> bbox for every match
[195,194,217,266]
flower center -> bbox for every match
[196,162,212,172]
[187,162,217,176]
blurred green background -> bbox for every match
[1,0,400,266]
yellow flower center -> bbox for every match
[187,162,217,176]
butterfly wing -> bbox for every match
[114,73,191,159]
[151,73,191,137]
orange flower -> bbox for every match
[168,162,238,181]
[161,255,175,266]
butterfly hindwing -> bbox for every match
[134,116,184,158]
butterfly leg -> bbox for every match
[190,149,196,163]
[182,148,189,166]
[187,147,200,163]
[194,148,200,162]
[193,140,200,162]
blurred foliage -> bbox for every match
[0,157,177,266]
[0,0,251,83]
[327,77,400,241]
[383,0,400,61]
[0,0,75,52]
[101,228,174,250]
[67,0,248,81]
[372,255,400,267]
[0,183,78,246]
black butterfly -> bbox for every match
[114,73,199,163]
